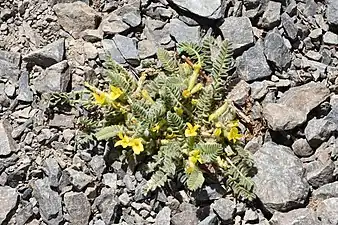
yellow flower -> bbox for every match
[115,133,130,148]
[174,107,184,116]
[151,124,161,132]
[141,89,154,104]
[227,120,239,128]
[182,89,191,98]
[93,91,108,105]
[226,127,242,143]
[191,99,198,105]
[129,138,144,155]
[185,149,202,174]
[109,86,123,100]
[213,128,222,137]
[185,122,200,137]
[185,160,196,174]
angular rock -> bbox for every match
[43,157,61,188]
[263,82,330,131]
[305,118,337,148]
[169,0,224,19]
[100,12,130,35]
[258,1,281,29]
[101,39,126,64]
[327,0,338,26]
[171,210,198,225]
[264,29,291,70]
[313,181,338,200]
[138,39,157,59]
[167,18,200,43]
[253,142,309,213]
[89,155,106,179]
[33,60,70,93]
[220,17,254,54]
[0,120,16,156]
[236,42,271,82]
[0,186,18,224]
[114,0,141,27]
[323,31,338,45]
[0,59,20,82]
[281,13,298,41]
[198,214,217,225]
[118,193,130,206]
[49,114,75,128]
[155,206,171,225]
[112,35,139,65]
[15,203,34,225]
[227,80,250,106]
[93,190,120,225]
[31,178,63,224]
[292,138,314,157]
[64,192,91,225]
[193,184,226,202]
[316,198,338,224]
[81,29,103,42]
[211,198,235,223]
[270,208,320,225]
[17,70,34,102]
[23,39,65,68]
[53,2,101,38]
[65,168,93,191]
[0,50,20,66]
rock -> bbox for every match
[112,35,139,65]
[114,0,141,27]
[269,208,320,225]
[323,31,338,45]
[227,80,250,106]
[84,42,98,60]
[123,174,135,191]
[31,178,63,224]
[211,198,235,223]
[65,168,93,191]
[33,60,70,93]
[100,12,130,35]
[0,186,18,224]
[243,208,258,223]
[0,59,20,82]
[118,193,130,206]
[23,39,65,68]
[171,210,198,225]
[43,157,61,188]
[64,192,91,225]
[316,198,338,224]
[155,206,171,225]
[305,50,322,61]
[89,155,106,179]
[17,70,34,102]
[0,50,20,66]
[81,29,103,42]
[309,28,323,39]
[138,39,157,59]
[53,2,101,39]
[169,0,224,19]
[313,181,338,200]
[0,120,16,156]
[281,13,298,41]
[15,203,34,225]
[193,184,226,202]
[264,29,291,70]
[258,1,281,29]
[102,173,117,190]
[292,138,314,157]
[253,142,309,213]
[220,17,254,54]
[304,142,335,188]
[167,18,200,43]
[93,190,120,225]
[263,82,330,131]
[198,214,217,225]
[305,118,337,148]
[49,114,75,128]
[327,0,338,26]
[236,42,271,82]
[101,39,126,64]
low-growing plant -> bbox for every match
[74,37,256,200]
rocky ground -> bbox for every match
[1,0,338,224]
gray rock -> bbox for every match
[303,0,317,17]
[114,0,141,27]
[33,60,70,93]
[0,59,20,82]
[101,39,126,64]
[167,18,200,43]
[23,39,65,68]
[292,138,314,157]
[250,81,273,100]
[89,155,106,179]
[309,28,323,39]
[64,192,91,225]
[281,13,298,41]
[43,157,61,188]
[112,35,139,65]
[211,198,235,223]
[123,174,135,191]
[15,203,34,225]
[0,120,16,156]
[193,184,226,202]
[17,70,34,102]
[220,17,254,54]
[305,50,322,61]
[81,29,103,42]
[53,2,101,38]
[100,12,130,35]
[227,80,250,106]
[258,1,281,29]
[316,198,338,225]
[270,208,320,225]
[138,39,157,59]
[198,214,217,225]
[155,206,171,225]
[169,0,224,19]
[305,118,337,148]
[49,114,75,128]
[313,181,338,200]
[65,168,93,191]
[4,83,16,98]
[263,82,330,131]
[323,31,338,45]
[171,210,198,225]
[236,43,271,82]
[304,142,335,188]
[31,178,63,224]
[264,29,291,70]
[93,190,120,225]
[143,18,171,47]
[243,208,258,223]
[118,193,130,206]
[327,0,338,26]
[253,142,309,213]
[0,186,18,224]
[0,50,20,66]
[102,173,117,190]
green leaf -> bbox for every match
[157,48,178,72]
[95,125,124,140]
[198,142,223,163]
[187,169,205,191]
